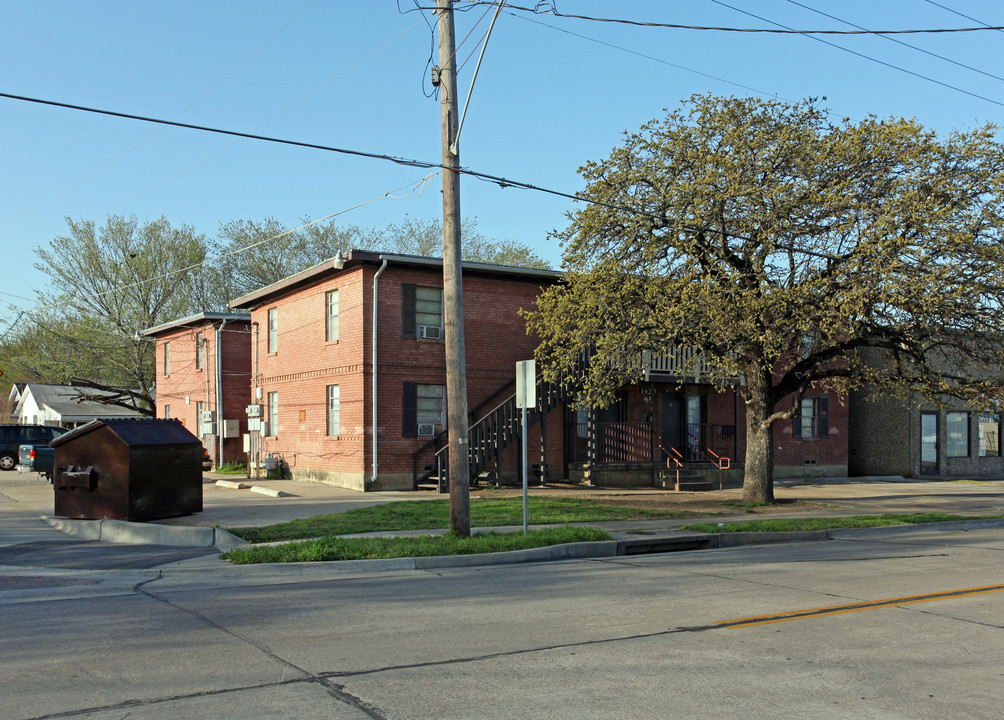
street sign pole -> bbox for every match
[516,360,536,535]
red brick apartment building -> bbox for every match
[218,250,847,492]
[141,313,252,468]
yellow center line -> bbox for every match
[716,584,1004,629]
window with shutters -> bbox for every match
[402,283,444,338]
[793,397,828,439]
[402,382,445,436]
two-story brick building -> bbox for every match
[226,251,560,491]
[141,312,252,468]
[219,250,848,491]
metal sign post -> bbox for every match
[515,360,536,535]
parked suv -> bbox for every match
[0,424,66,471]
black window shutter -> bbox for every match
[792,396,802,439]
[818,397,828,437]
[402,283,416,337]
[402,382,418,437]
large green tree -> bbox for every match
[526,95,1004,503]
[23,215,208,413]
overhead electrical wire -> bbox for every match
[924,0,1004,33]
[1,0,319,231]
[785,0,1004,85]
[15,174,440,319]
[460,1,1004,34]
[709,0,1004,110]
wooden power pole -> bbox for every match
[436,0,471,537]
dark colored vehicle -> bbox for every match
[202,446,213,471]
[0,424,65,471]
[17,443,56,480]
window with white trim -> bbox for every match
[267,307,278,353]
[326,385,340,436]
[325,290,339,342]
[267,391,278,436]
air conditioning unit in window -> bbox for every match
[418,325,442,340]
[417,423,436,437]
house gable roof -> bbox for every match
[19,384,145,421]
[140,312,251,338]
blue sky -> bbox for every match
[2,1,1002,328]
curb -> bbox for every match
[43,516,248,550]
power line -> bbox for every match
[710,0,1004,110]
[924,0,1004,34]
[463,1,1004,34]
[0,1,318,231]
[0,89,887,267]
[785,0,1004,85]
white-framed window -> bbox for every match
[417,384,445,426]
[326,385,340,436]
[196,331,204,370]
[325,290,339,342]
[978,413,1000,457]
[267,307,278,353]
[164,342,171,376]
[267,391,278,436]
[946,412,969,457]
[415,286,444,334]
[163,404,171,419]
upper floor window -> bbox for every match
[195,331,204,370]
[793,396,828,439]
[267,308,278,353]
[164,342,171,376]
[402,283,444,339]
[163,404,171,419]
[325,290,339,342]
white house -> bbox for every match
[13,384,145,428]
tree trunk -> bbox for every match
[743,370,776,504]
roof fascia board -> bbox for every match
[229,250,561,310]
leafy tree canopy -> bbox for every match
[525,94,1004,502]
[15,215,209,413]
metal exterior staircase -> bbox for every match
[418,356,588,492]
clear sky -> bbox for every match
[2,1,1002,329]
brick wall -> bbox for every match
[251,263,551,490]
[150,319,251,465]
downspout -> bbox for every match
[216,318,233,467]
[252,321,260,479]
[371,258,389,486]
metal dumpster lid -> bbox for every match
[52,418,201,448]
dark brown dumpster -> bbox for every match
[52,418,203,521]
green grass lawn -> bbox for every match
[681,512,990,533]
[222,526,612,564]
[230,496,710,543]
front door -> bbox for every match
[661,392,683,459]
[920,412,939,475]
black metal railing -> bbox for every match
[572,422,737,465]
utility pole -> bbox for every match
[436,0,471,537]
